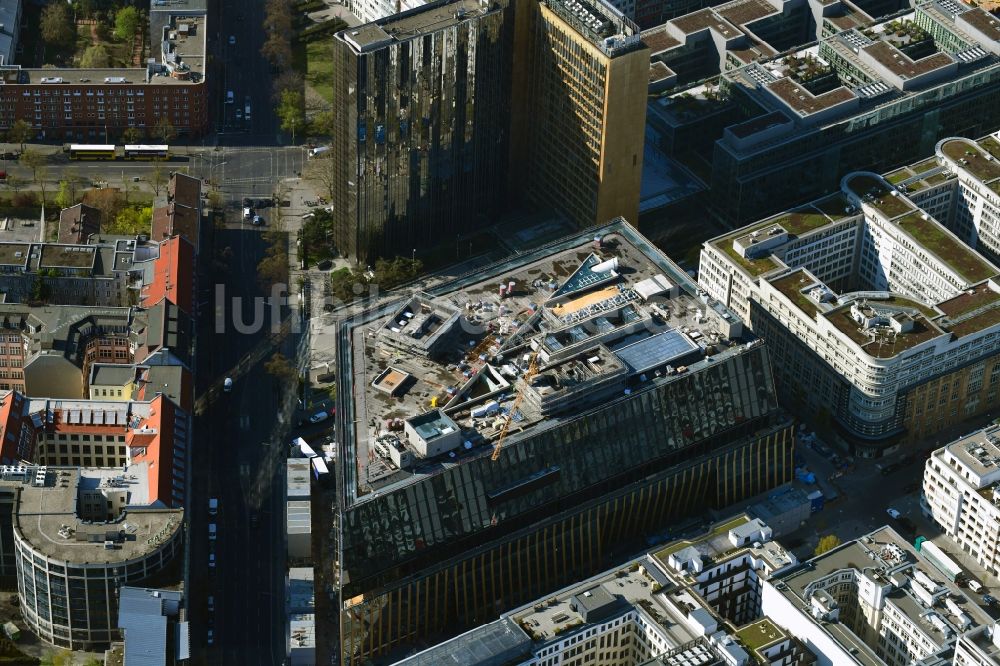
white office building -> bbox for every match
[699,134,1000,454]
[761,526,998,666]
[922,425,1000,578]
[348,0,427,25]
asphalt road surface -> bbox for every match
[213,0,281,143]
[189,221,296,665]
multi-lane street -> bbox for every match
[189,220,299,665]
[185,0,307,661]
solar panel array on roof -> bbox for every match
[549,254,619,301]
[613,329,701,375]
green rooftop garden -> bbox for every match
[925,172,951,185]
[887,168,911,185]
[736,619,785,651]
[846,174,914,217]
[719,240,780,277]
[951,305,1000,337]
[896,211,996,283]
[981,136,1000,161]
[812,193,855,220]
[913,157,940,172]
[942,139,1000,183]
[771,272,822,317]
[874,295,939,318]
[770,209,834,236]
[871,193,913,218]
[653,515,749,562]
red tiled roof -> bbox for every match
[0,392,29,463]
[142,236,195,315]
[126,395,178,507]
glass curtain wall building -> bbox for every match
[333,219,794,663]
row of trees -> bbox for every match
[329,257,424,303]
[261,0,306,141]
[40,3,141,49]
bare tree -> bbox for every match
[150,163,166,196]
[303,154,336,202]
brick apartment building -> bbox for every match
[0,12,208,140]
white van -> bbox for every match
[308,146,330,158]
[223,377,233,392]
[208,498,218,515]
[208,523,217,541]
[969,580,985,594]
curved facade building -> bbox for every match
[700,134,1000,453]
[10,467,183,650]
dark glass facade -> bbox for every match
[711,65,1000,225]
[337,342,792,663]
[341,419,795,663]
[332,1,514,261]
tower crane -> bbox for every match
[491,351,539,461]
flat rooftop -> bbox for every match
[340,0,498,53]
[672,8,739,37]
[861,41,954,78]
[11,466,182,563]
[39,245,97,269]
[4,15,206,86]
[511,552,715,653]
[339,220,749,504]
[935,425,1000,503]
[765,77,855,116]
[772,526,993,662]
[715,0,777,26]
[0,243,30,268]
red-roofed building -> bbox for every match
[0,391,189,508]
[126,395,185,508]
[141,236,195,316]
[0,391,31,463]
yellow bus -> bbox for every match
[69,144,116,160]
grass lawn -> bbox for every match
[942,139,1000,182]
[73,24,133,68]
[736,618,784,651]
[294,38,335,106]
[719,240,778,277]
[897,211,995,283]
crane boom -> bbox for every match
[491,352,538,461]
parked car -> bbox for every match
[209,553,216,568]
[228,35,236,45]
[309,411,329,424]
[223,377,233,392]
[208,629,214,645]
[208,596,215,612]
[983,594,997,607]
[886,508,901,519]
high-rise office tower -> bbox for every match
[332,0,649,262]
[332,0,514,261]
[511,0,649,230]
